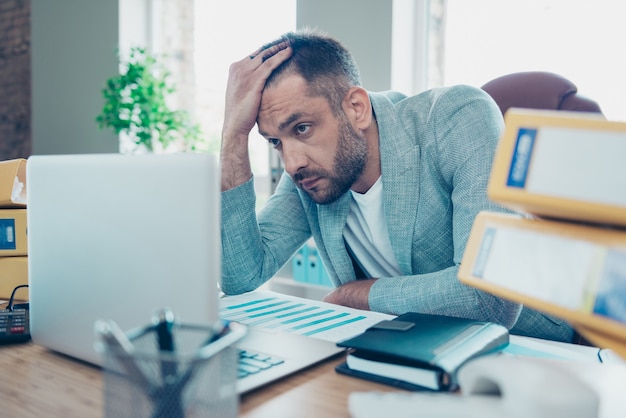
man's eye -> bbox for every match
[295,124,310,135]
[267,138,281,148]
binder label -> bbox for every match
[594,249,626,323]
[472,225,598,311]
[0,219,16,250]
[472,227,496,278]
[469,220,626,325]
[506,128,537,188]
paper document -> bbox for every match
[220,290,393,343]
[598,348,626,365]
[504,335,600,363]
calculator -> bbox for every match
[0,308,30,344]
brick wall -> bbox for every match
[0,0,30,160]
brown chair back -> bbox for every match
[481,71,603,116]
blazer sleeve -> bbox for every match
[220,175,311,294]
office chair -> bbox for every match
[481,71,603,116]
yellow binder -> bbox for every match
[0,158,27,208]
[458,211,626,358]
[488,108,626,227]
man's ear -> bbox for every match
[342,87,372,130]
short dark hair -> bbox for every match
[262,30,362,114]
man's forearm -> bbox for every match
[220,133,253,191]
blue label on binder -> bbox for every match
[506,128,537,188]
[0,219,16,250]
[593,249,626,323]
[472,227,496,278]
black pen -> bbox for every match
[154,308,177,380]
[155,308,175,351]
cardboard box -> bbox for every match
[459,211,626,356]
[0,158,27,208]
[0,256,28,300]
[0,209,28,256]
[488,108,626,227]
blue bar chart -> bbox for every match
[220,291,393,343]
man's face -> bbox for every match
[257,75,367,205]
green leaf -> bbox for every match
[96,46,204,152]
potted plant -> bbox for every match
[96,47,202,153]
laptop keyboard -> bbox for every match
[237,349,285,379]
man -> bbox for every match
[220,30,574,343]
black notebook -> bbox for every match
[335,312,509,391]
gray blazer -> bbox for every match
[221,85,574,343]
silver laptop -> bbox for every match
[27,153,343,394]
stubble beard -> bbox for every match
[295,115,367,205]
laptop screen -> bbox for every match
[27,153,220,365]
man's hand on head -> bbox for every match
[221,41,292,191]
[222,41,292,140]
[323,279,375,311]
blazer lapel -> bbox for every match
[371,92,421,275]
[381,145,420,275]
[317,193,355,284]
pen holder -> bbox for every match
[96,319,246,418]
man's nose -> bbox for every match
[281,142,307,175]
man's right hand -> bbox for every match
[220,42,292,191]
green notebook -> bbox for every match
[336,312,509,391]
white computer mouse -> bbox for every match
[459,355,599,418]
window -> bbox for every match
[442,0,626,121]
[194,1,296,206]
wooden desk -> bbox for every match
[0,342,398,418]
[4,341,626,417]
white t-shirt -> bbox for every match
[343,176,402,278]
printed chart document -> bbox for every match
[219,290,393,343]
[220,289,602,364]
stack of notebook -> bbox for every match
[335,313,509,391]
[458,108,626,359]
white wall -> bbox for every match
[30,0,397,155]
[31,0,121,155]
[296,0,393,92]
